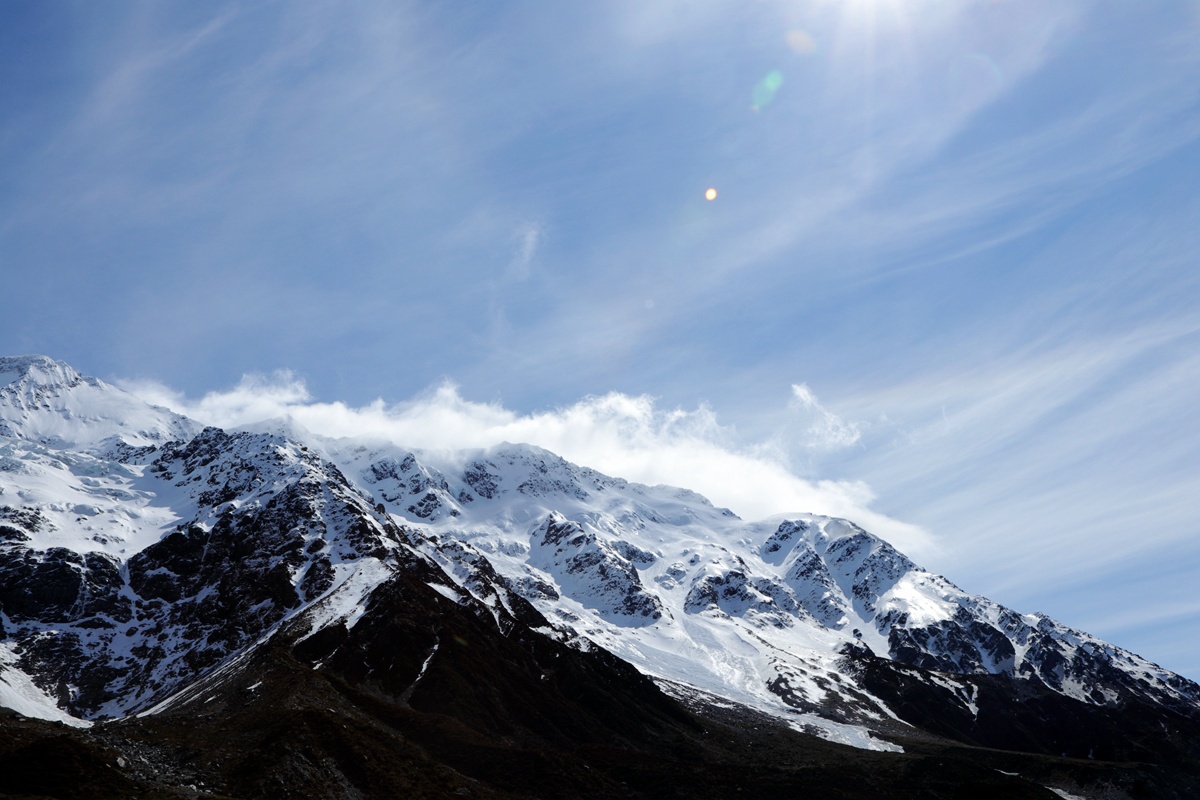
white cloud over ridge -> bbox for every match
[121,374,932,557]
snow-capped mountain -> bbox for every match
[320,437,1199,751]
[1,356,1197,799]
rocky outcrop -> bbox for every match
[361,453,462,520]
[529,513,662,623]
[0,426,412,718]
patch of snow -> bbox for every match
[428,582,466,603]
[1046,788,1088,800]
[787,713,904,753]
[400,640,440,702]
[0,643,91,727]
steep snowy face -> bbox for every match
[0,355,197,451]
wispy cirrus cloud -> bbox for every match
[788,383,862,452]
[507,221,542,282]
[822,318,1200,668]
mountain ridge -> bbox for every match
[1,356,1197,798]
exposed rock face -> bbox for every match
[361,453,462,521]
[784,543,851,627]
[531,513,663,623]
[885,606,1018,674]
[461,459,500,500]
[0,547,127,624]
[684,567,801,628]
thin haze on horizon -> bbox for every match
[1,2,1198,679]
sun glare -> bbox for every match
[824,0,917,30]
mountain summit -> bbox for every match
[0,354,197,450]
[1,357,1197,799]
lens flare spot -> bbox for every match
[785,30,817,55]
[751,70,784,111]
[705,187,718,201]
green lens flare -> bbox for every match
[752,70,784,109]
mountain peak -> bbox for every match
[0,355,198,450]
[0,354,88,391]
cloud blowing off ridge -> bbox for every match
[122,373,932,558]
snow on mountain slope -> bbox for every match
[1,356,1198,763]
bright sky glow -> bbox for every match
[1,1,1198,679]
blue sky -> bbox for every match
[2,1,1199,678]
